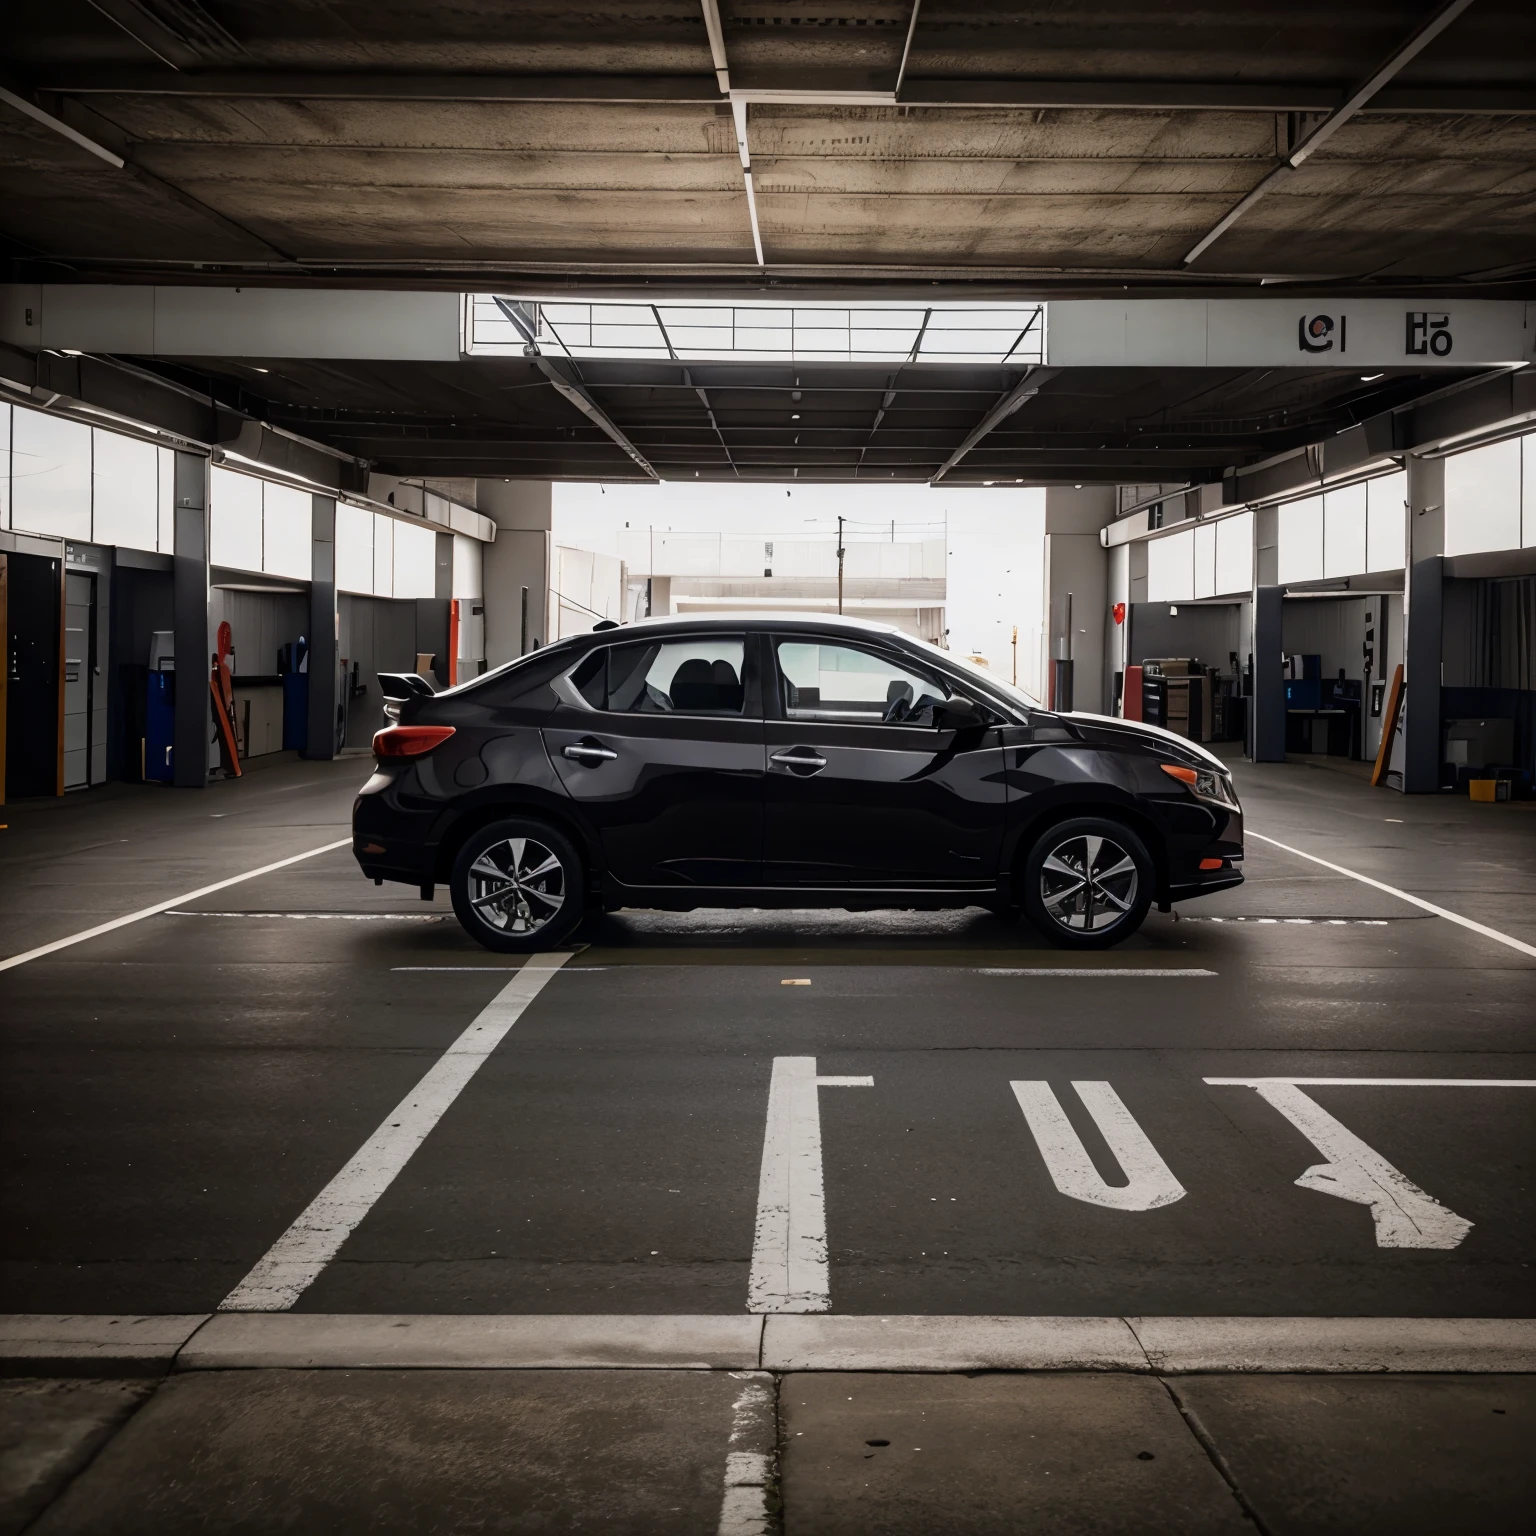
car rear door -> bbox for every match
[545,631,766,888]
[761,633,1006,888]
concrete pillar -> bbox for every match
[1043,486,1114,713]
[1402,454,1445,793]
[305,494,339,759]
[1249,504,1284,762]
[171,450,209,788]
[477,480,551,666]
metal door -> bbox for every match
[63,571,96,790]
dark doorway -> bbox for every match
[4,550,64,799]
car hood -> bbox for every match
[1058,711,1233,772]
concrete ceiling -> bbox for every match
[133,351,1471,483]
[2,1,1534,293]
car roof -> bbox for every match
[585,611,909,640]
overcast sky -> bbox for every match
[554,482,1047,688]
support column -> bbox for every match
[171,450,209,788]
[1043,486,1113,713]
[306,494,339,760]
[1249,504,1284,762]
[1402,454,1445,793]
[477,480,551,665]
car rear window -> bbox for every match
[573,636,748,716]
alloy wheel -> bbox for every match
[1038,832,1139,933]
[466,836,567,934]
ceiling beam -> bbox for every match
[32,69,1536,115]
[930,368,1060,485]
[1184,0,1480,265]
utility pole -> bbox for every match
[837,515,846,615]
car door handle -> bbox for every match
[771,748,828,774]
[563,742,617,763]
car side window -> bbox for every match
[775,640,951,727]
[572,636,748,717]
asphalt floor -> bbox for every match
[2,746,1533,1531]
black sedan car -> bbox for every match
[354,614,1242,951]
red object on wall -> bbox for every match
[448,599,461,687]
[1112,602,1126,625]
[1123,664,1144,721]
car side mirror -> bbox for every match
[935,694,982,730]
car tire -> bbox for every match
[1021,816,1154,950]
[450,817,585,953]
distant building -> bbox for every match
[552,531,946,644]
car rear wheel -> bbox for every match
[1021,816,1153,950]
[450,818,584,953]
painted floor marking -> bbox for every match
[977,967,1216,977]
[1247,829,1536,960]
[1178,916,1393,926]
[748,1057,872,1315]
[1209,1079,1475,1249]
[1206,1078,1536,1088]
[715,1374,776,1536]
[0,838,352,973]
[220,951,574,1312]
[167,910,448,921]
[1012,1081,1186,1211]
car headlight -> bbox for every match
[1161,762,1238,807]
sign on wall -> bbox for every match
[1047,300,1532,368]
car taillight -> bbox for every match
[373,725,456,758]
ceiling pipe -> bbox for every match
[1183,0,1478,265]
[930,367,1060,485]
[698,0,730,93]
[492,296,659,480]
[895,1,923,99]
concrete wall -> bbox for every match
[478,480,551,666]
[1043,486,1114,712]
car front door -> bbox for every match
[545,631,765,888]
[762,634,1006,888]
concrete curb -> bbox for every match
[1127,1315,1536,1373]
[3,1315,1533,1375]
[760,1315,1147,1371]
[0,1314,210,1376]
[177,1314,766,1370]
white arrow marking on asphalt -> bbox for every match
[748,1057,871,1314]
[1239,1081,1473,1249]
[1012,1081,1186,1211]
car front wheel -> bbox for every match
[450,817,585,953]
[1021,816,1153,950]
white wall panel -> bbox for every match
[335,502,375,594]
[1277,495,1324,584]
[392,519,436,599]
[1323,481,1368,578]
[209,466,263,572]
[262,482,312,580]
[1214,510,1252,595]
[1192,521,1217,598]
[1445,437,1521,557]
[1146,527,1194,602]
[0,403,10,529]
[372,512,394,597]
[1366,471,1406,572]
[90,429,159,551]
[1523,435,1536,548]
[11,407,91,540]
[451,532,482,599]
[157,446,175,552]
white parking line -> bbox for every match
[1247,830,1536,961]
[748,1057,872,1315]
[0,838,352,972]
[977,967,1216,977]
[220,951,575,1312]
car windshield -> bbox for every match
[915,640,1042,711]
